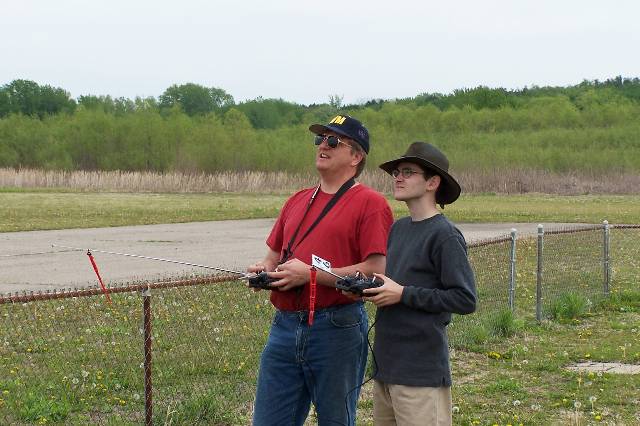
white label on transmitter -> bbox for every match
[311,254,332,273]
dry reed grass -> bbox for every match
[1,168,638,195]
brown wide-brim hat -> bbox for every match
[379,142,461,206]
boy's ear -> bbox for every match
[426,174,441,192]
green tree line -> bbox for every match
[1,77,639,174]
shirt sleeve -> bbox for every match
[266,212,285,254]
[401,235,477,315]
[357,199,394,260]
[266,193,298,253]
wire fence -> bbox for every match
[448,223,640,348]
[536,225,605,321]
[1,223,639,424]
[447,234,515,348]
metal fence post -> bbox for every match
[509,228,517,312]
[142,286,153,426]
[603,220,610,296]
[536,224,544,322]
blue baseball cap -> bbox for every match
[309,115,370,154]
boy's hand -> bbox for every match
[362,273,403,307]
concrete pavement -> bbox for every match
[0,220,585,294]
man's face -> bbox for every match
[314,131,360,174]
[392,161,432,202]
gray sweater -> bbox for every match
[373,214,477,387]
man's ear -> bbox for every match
[350,152,364,168]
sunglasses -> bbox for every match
[391,168,426,179]
[314,134,351,149]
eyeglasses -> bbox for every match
[314,134,351,149]
[392,168,425,179]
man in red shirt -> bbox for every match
[248,115,393,426]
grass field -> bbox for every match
[0,191,639,425]
[1,266,639,425]
[1,191,640,232]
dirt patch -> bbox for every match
[566,362,640,374]
[451,349,492,385]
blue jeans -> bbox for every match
[253,302,369,426]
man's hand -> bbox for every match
[246,249,281,291]
[247,261,274,274]
[340,288,363,301]
[362,273,403,307]
[267,258,310,291]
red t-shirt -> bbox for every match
[266,183,393,311]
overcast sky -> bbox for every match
[3,0,639,105]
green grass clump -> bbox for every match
[18,392,71,423]
[485,309,523,338]
[601,290,640,312]
[546,292,590,321]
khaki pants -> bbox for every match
[373,380,452,426]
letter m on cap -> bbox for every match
[329,115,346,125]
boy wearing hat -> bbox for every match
[362,142,477,426]
[247,115,393,425]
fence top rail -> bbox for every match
[611,224,640,229]
[468,235,513,248]
[466,222,640,247]
[0,274,239,305]
[543,224,640,235]
[542,224,602,236]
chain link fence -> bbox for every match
[1,288,144,424]
[0,275,273,425]
[610,225,640,294]
[1,223,639,424]
[445,223,640,347]
[448,233,515,348]
[535,225,606,321]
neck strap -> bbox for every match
[281,178,355,263]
